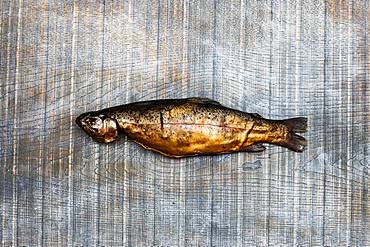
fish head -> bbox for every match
[76,112,118,143]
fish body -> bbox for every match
[76,98,307,157]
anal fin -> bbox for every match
[242,143,266,152]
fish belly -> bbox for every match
[122,122,252,157]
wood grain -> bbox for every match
[1,0,369,246]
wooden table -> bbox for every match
[1,0,369,246]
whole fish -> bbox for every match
[76,97,307,158]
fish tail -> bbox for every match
[279,132,307,152]
[270,117,308,152]
[281,117,307,133]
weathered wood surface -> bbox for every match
[1,0,369,246]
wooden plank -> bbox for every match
[1,0,369,246]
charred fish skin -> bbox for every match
[76,97,308,157]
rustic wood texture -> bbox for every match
[1,0,369,246]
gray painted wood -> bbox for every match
[1,0,369,246]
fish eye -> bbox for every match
[87,117,102,130]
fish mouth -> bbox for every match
[76,111,118,144]
[75,112,107,143]
[75,112,94,136]
[75,112,90,128]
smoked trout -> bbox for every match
[76,97,308,158]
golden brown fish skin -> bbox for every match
[76,98,307,157]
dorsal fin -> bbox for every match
[187,97,222,106]
[250,113,262,118]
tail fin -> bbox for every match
[278,117,308,152]
[280,133,307,152]
[281,117,307,133]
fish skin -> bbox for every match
[76,98,307,157]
